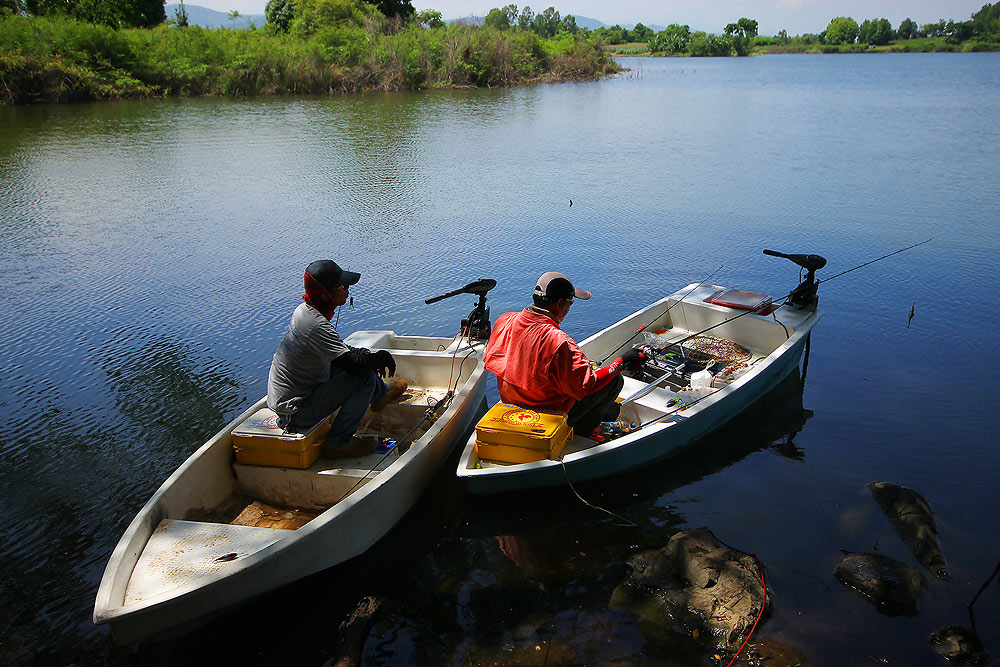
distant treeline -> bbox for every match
[0,0,618,104]
[599,3,1000,56]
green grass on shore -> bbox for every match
[0,14,620,104]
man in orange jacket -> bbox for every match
[484,271,645,439]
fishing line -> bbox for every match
[624,239,931,431]
[559,460,637,527]
[817,238,932,286]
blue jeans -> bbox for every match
[287,369,388,446]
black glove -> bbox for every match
[334,347,372,376]
[620,347,648,371]
[366,349,396,378]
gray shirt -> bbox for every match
[267,302,351,416]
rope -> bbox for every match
[559,460,636,527]
[724,556,767,667]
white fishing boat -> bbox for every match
[457,252,825,494]
[94,281,495,643]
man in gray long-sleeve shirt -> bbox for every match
[267,259,406,457]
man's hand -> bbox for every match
[367,350,396,378]
[620,347,648,371]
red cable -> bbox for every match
[724,557,767,667]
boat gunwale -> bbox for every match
[457,294,822,481]
[94,335,486,624]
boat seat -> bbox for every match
[232,450,399,508]
[124,519,287,606]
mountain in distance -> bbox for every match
[165,4,266,28]
[448,15,664,32]
[166,5,664,33]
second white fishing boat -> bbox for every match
[457,251,825,494]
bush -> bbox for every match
[0,11,619,103]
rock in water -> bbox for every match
[869,481,950,580]
[835,551,925,616]
[929,625,989,665]
[609,528,767,649]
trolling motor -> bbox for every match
[425,278,496,340]
[763,249,827,309]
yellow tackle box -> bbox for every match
[474,403,573,464]
[231,408,330,469]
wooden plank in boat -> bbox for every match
[230,500,321,530]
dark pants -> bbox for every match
[567,373,624,437]
[287,369,388,446]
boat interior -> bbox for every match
[119,336,482,607]
[474,285,808,465]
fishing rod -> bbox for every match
[599,263,725,365]
[617,239,934,369]
[626,239,933,430]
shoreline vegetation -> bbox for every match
[0,2,618,104]
[1,2,998,105]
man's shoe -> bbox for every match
[372,379,408,412]
[323,435,379,459]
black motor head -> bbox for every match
[763,249,827,272]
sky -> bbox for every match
[191,0,989,35]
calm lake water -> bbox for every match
[1,53,998,666]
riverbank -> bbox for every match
[0,15,619,104]
[604,35,1000,57]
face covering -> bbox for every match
[303,271,338,320]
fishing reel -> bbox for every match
[763,249,827,309]
[425,278,496,340]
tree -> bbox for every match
[725,17,758,55]
[920,19,947,37]
[484,4,517,30]
[363,0,413,19]
[778,28,788,43]
[517,5,533,30]
[631,22,653,42]
[265,0,295,31]
[561,14,577,34]
[416,8,443,28]
[897,17,917,39]
[688,31,733,56]
[859,17,893,45]
[825,16,859,44]
[530,6,560,38]
[173,0,189,26]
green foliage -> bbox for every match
[173,0,188,27]
[20,0,164,28]
[265,0,294,32]
[364,0,413,20]
[724,16,757,55]
[289,0,376,37]
[858,18,893,46]
[647,23,690,55]
[825,16,859,44]
[0,11,618,103]
[898,17,917,39]
[415,8,442,28]
[631,22,652,42]
[687,31,732,56]
[484,4,516,30]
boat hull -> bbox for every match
[457,285,822,494]
[94,332,486,643]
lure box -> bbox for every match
[705,289,772,312]
[474,403,573,463]
[231,408,330,469]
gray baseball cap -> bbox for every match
[533,271,591,301]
